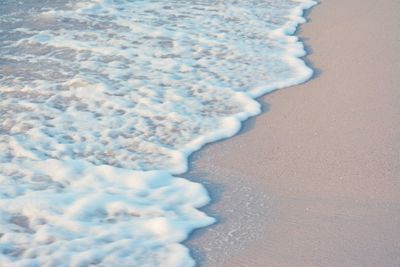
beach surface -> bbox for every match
[185,0,400,266]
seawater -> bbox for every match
[0,0,315,266]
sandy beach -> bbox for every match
[185,0,400,266]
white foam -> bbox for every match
[0,159,213,266]
[0,0,316,265]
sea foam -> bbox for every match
[0,0,315,266]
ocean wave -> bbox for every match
[0,0,315,265]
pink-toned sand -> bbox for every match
[185,0,400,266]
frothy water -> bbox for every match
[0,0,315,266]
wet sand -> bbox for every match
[185,0,400,266]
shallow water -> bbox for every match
[0,0,314,266]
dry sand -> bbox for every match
[185,0,400,266]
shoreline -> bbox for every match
[185,0,400,266]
